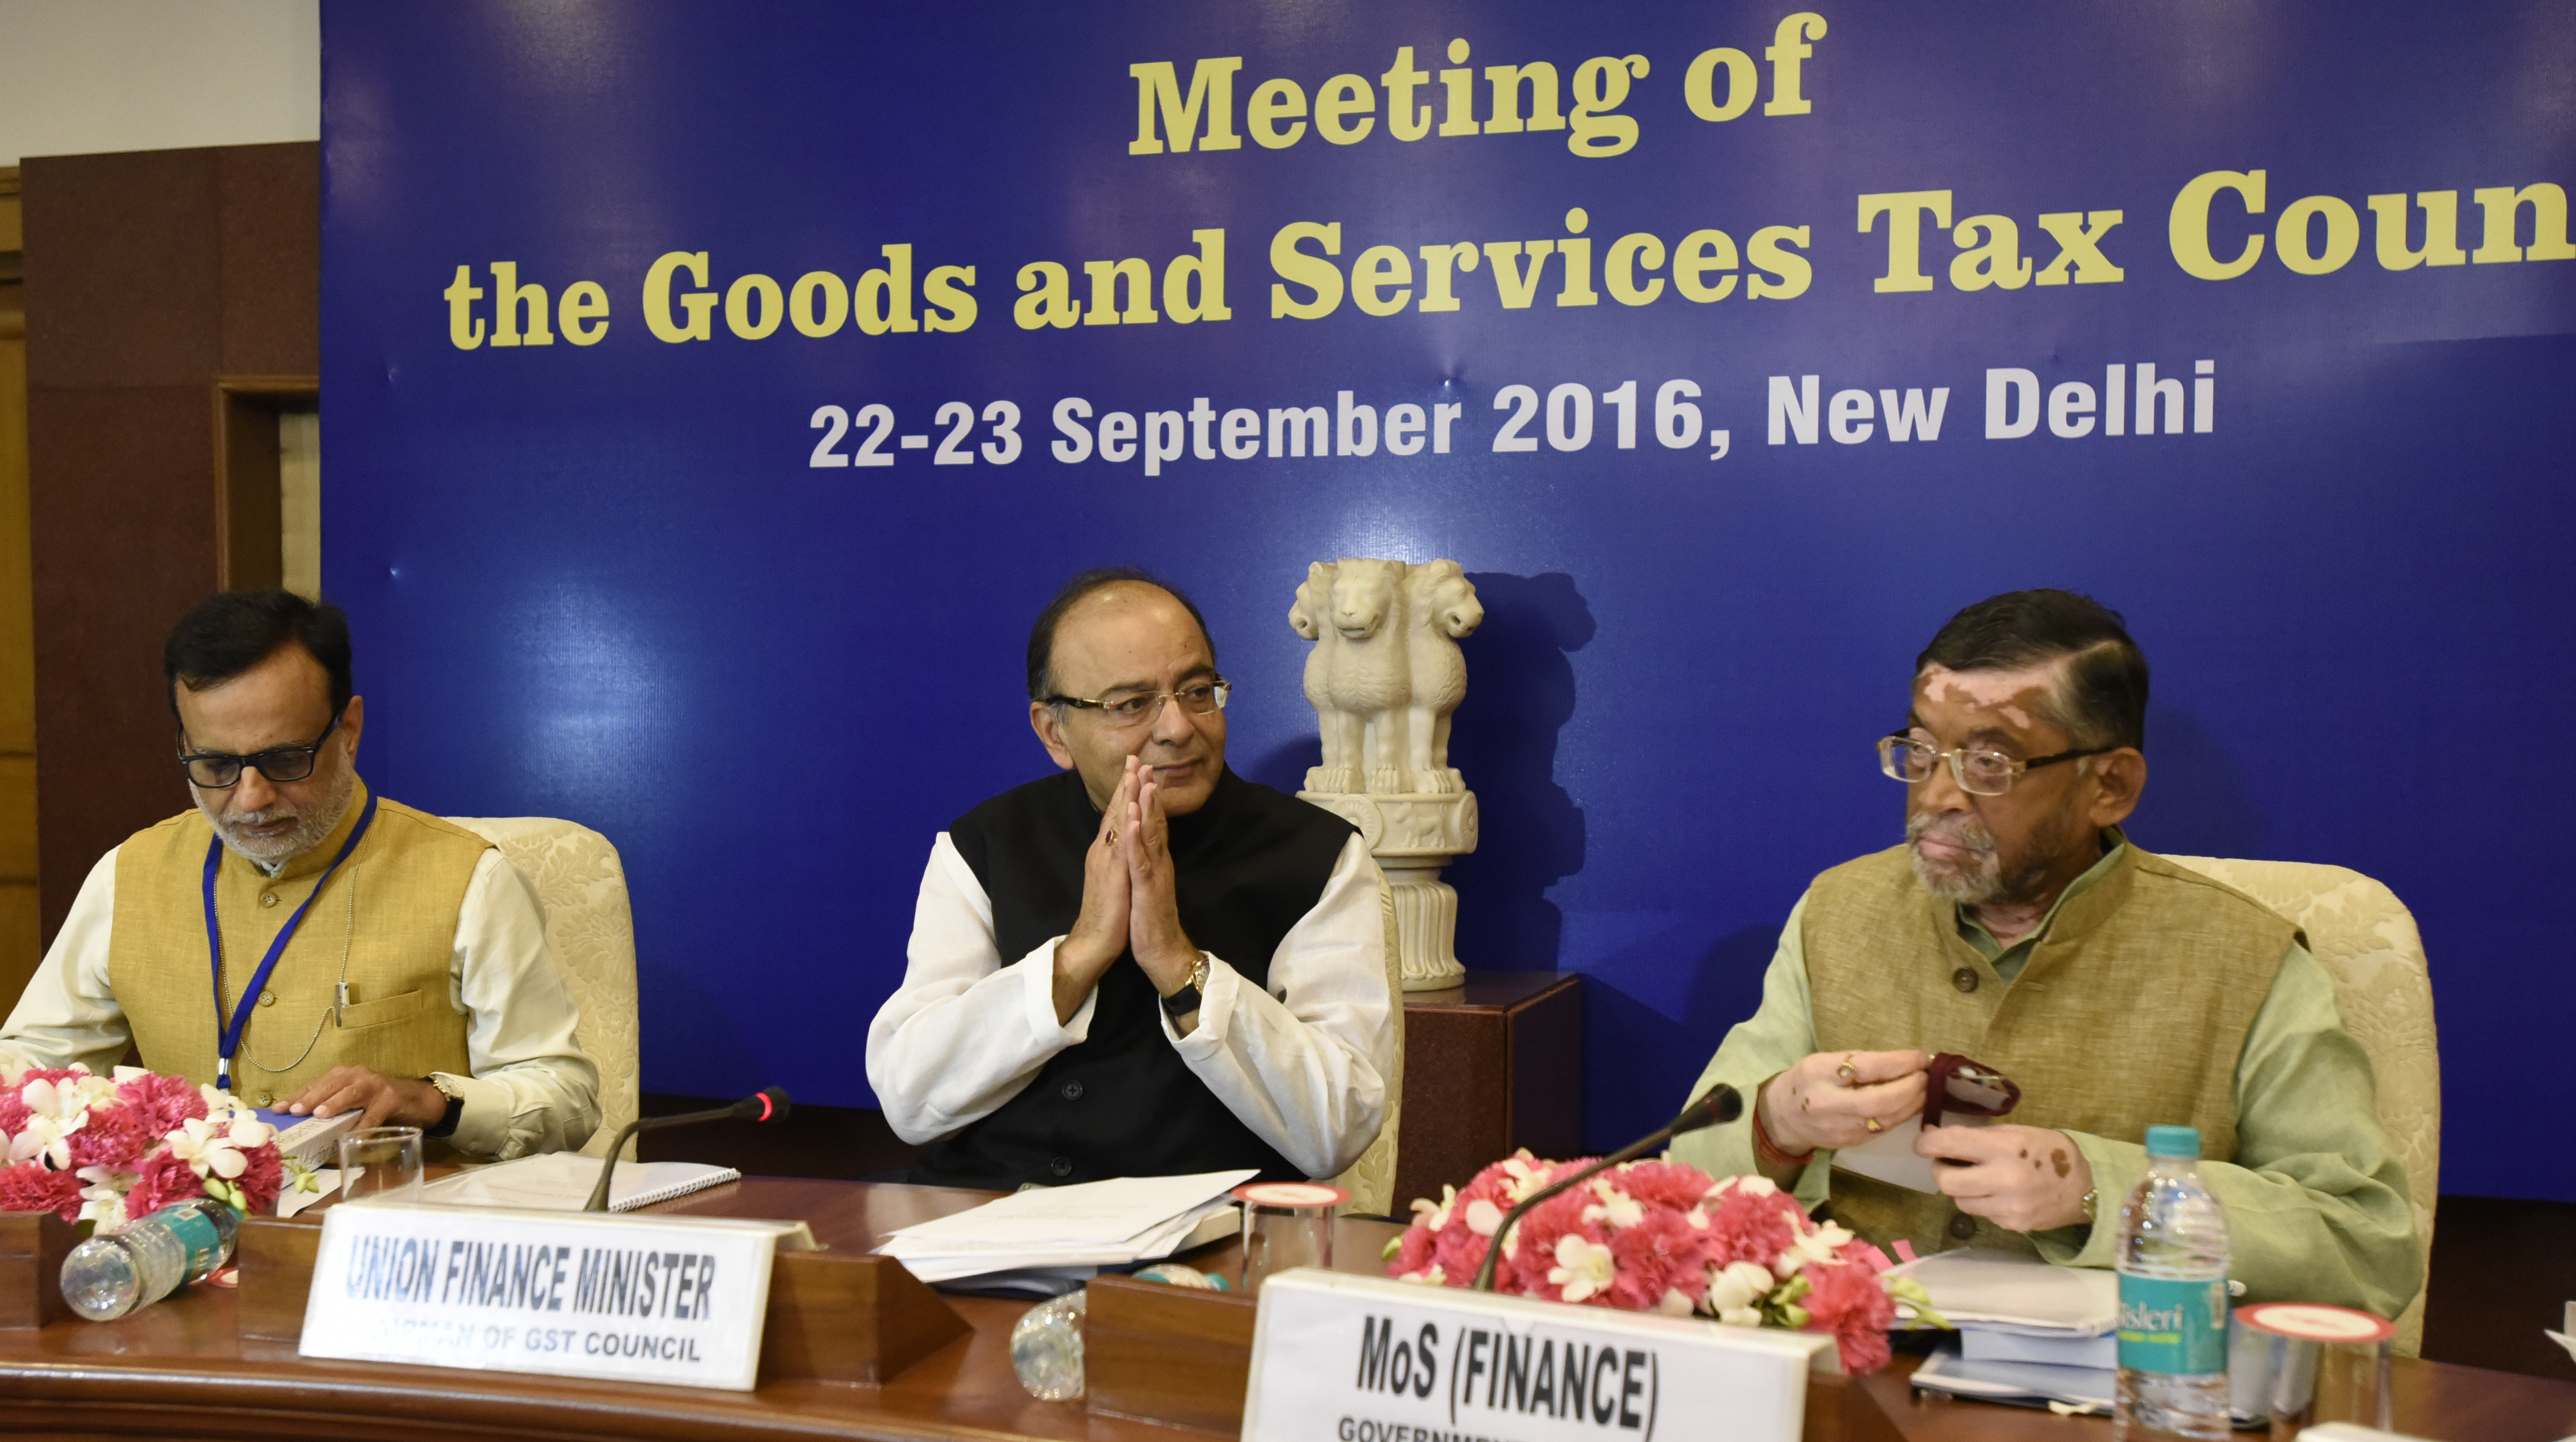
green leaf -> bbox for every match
[1882,1275,1952,1330]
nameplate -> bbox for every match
[1243,1271,1834,1442]
[299,1200,784,1391]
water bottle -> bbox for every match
[1009,1289,1087,1400]
[59,1198,241,1322]
[2114,1125,2231,1440]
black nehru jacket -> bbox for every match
[908,766,1357,1190]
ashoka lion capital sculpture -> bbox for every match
[1291,558,1484,991]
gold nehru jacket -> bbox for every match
[108,780,486,1107]
[1802,837,2295,1261]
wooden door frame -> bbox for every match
[213,375,319,593]
[22,142,319,943]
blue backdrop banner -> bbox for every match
[320,2,2576,1200]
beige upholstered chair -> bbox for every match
[447,817,642,1161]
[2163,856,2438,1355]
[1331,872,1407,1215]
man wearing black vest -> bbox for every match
[867,569,1395,1189]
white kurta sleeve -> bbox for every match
[0,848,131,1077]
[865,832,1097,1145]
[435,849,601,1159]
[1162,834,1393,1179]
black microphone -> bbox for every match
[1471,1082,1740,1292]
[583,1088,791,1212]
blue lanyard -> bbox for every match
[202,792,378,1092]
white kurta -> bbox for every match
[1,846,601,1160]
[866,830,1393,1180]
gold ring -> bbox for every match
[1864,1117,1884,1133]
[1837,1055,1858,1085]
[1105,830,1117,846]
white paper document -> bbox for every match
[1890,1249,2118,1336]
[874,1169,1254,1284]
[1830,1116,1938,1191]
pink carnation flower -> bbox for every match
[114,1072,208,1136]
[231,1143,284,1216]
[1391,1151,1575,1294]
[1603,1206,1705,1312]
[121,1147,208,1217]
[1802,1250,1900,1375]
[0,1160,85,1221]
[1505,1187,1608,1305]
[1702,1179,1805,1269]
[1609,1158,1721,1212]
[64,1103,154,1171]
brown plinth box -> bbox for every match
[1085,1274,1260,1432]
[230,1213,970,1386]
[1395,970,1584,1212]
[0,1210,74,1329]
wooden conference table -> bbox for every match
[1,1177,2570,1442]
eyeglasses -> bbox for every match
[1877,732,2113,797]
[1045,679,1230,729]
[178,708,344,789]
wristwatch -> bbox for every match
[1159,955,1212,1018]
[423,1073,465,1139]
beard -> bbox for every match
[1905,808,2069,907]
[196,765,357,869]
[1906,810,2003,903]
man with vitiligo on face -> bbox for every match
[1668,589,2420,1319]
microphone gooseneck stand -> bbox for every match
[1470,1083,1742,1293]
[583,1087,792,1212]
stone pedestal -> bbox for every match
[1296,789,1476,991]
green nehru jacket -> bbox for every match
[1669,835,2421,1320]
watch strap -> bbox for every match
[423,1074,465,1140]
[1159,956,1211,1017]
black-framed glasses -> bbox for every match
[178,708,344,789]
[1877,732,2112,797]
[1045,678,1230,729]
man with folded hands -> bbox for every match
[867,568,1394,1189]
[1670,589,2419,1317]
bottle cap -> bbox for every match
[2145,1124,2201,1158]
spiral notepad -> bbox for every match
[416,1152,742,1212]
